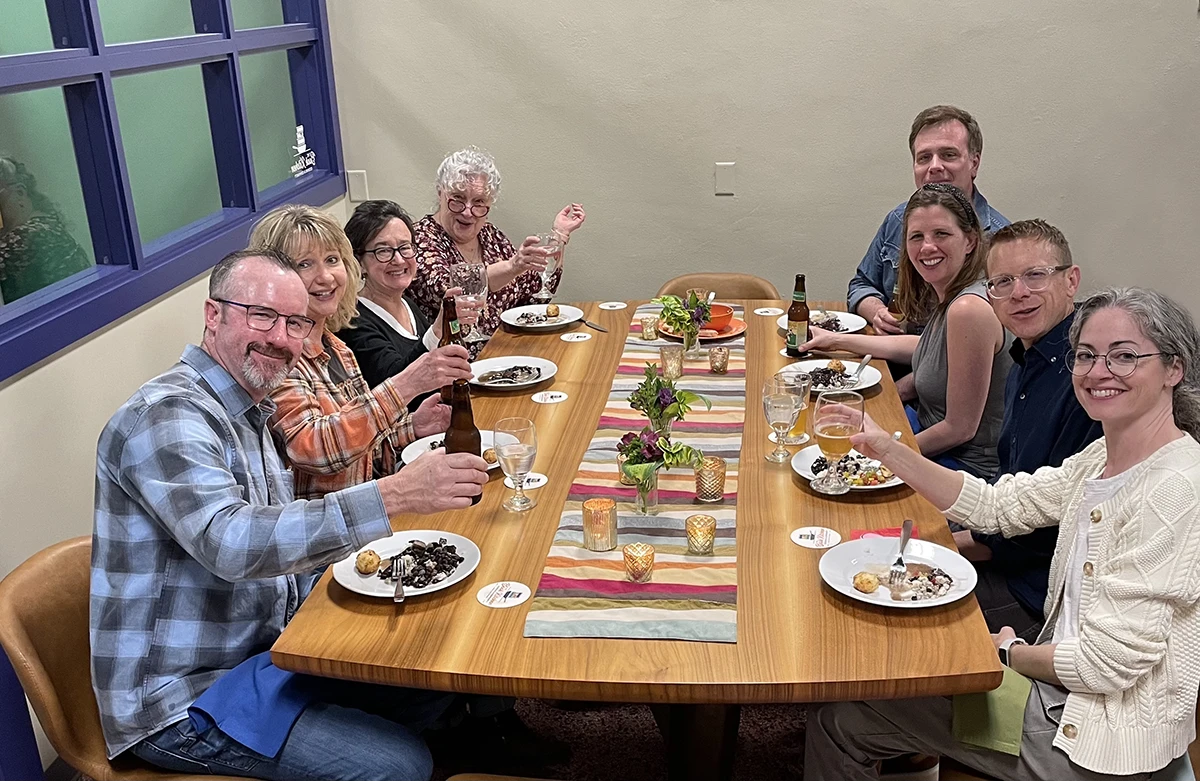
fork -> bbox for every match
[391,555,406,603]
[889,519,914,586]
[846,354,873,388]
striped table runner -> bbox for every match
[522,304,746,643]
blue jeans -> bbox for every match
[905,405,967,472]
[131,680,456,781]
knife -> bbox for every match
[583,320,608,333]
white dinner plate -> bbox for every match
[784,359,883,393]
[402,430,501,470]
[790,445,905,491]
[332,530,482,598]
[500,304,585,330]
[776,311,868,334]
[470,356,558,389]
[818,537,976,609]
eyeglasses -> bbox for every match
[362,244,416,263]
[985,265,1071,299]
[446,196,491,218]
[1066,348,1175,377]
[213,298,315,339]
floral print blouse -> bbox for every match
[408,215,562,358]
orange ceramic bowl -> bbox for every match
[704,304,734,332]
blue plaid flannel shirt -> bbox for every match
[90,345,392,758]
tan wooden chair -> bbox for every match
[656,272,780,300]
[0,536,240,781]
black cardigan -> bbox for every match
[337,296,433,393]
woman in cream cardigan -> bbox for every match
[805,287,1200,781]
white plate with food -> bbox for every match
[500,304,584,330]
[791,446,905,490]
[776,311,868,334]
[819,537,976,609]
[470,356,558,389]
[333,530,481,598]
[401,431,501,470]
[784,359,882,393]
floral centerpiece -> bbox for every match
[627,363,710,435]
[617,428,704,515]
[652,292,712,356]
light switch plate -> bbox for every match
[714,162,735,196]
[347,170,370,202]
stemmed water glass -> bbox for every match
[811,390,864,495]
[495,417,538,511]
[451,262,489,343]
[762,379,802,463]
[530,232,563,303]
[773,370,813,445]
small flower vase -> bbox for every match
[650,417,673,436]
[683,329,701,358]
[634,469,660,516]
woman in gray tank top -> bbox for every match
[800,183,1012,478]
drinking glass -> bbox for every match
[774,369,812,445]
[530,232,563,303]
[451,262,489,343]
[811,390,864,495]
[495,417,538,511]
[762,380,801,463]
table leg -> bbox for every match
[651,703,741,781]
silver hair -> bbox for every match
[434,146,502,202]
[1070,287,1200,441]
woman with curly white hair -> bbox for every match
[407,146,585,355]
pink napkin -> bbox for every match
[851,526,920,541]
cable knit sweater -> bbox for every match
[946,434,1200,776]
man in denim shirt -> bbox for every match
[953,220,1102,642]
[847,105,1010,334]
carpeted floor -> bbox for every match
[433,699,808,780]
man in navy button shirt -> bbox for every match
[954,220,1102,641]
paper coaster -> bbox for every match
[531,390,568,404]
[504,472,548,490]
[476,581,532,608]
[769,431,810,445]
[598,301,628,310]
[791,526,841,549]
[754,307,785,316]
[561,332,592,342]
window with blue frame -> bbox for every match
[0,0,345,382]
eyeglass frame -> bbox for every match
[1066,348,1176,378]
[212,298,316,339]
[360,244,417,263]
[984,265,1072,299]
[446,195,492,218]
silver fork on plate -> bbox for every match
[846,354,873,388]
[391,556,406,603]
[889,519,914,586]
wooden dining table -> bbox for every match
[271,299,1003,780]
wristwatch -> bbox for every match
[998,636,1027,666]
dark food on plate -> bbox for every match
[811,453,895,486]
[515,311,561,325]
[427,439,443,451]
[808,365,852,389]
[478,365,542,385]
[811,312,847,332]
[378,538,464,589]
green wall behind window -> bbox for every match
[0,0,55,55]
[242,49,303,192]
[233,0,287,29]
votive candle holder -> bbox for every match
[686,514,717,555]
[623,542,655,583]
[616,452,636,485]
[640,315,659,341]
[582,497,618,552]
[694,455,727,503]
[708,346,729,374]
[660,344,684,380]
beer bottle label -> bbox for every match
[792,290,806,302]
[787,321,807,349]
[449,319,460,335]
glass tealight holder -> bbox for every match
[708,346,729,374]
[640,315,659,341]
[582,497,618,552]
[686,514,717,555]
[616,452,636,485]
[660,344,684,380]
[623,542,655,583]
[694,455,727,503]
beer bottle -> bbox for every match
[444,379,482,506]
[786,274,810,358]
[887,278,906,329]
[438,295,461,403]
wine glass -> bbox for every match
[811,390,865,495]
[451,262,489,344]
[772,370,812,446]
[530,232,563,303]
[495,417,538,511]
[762,379,801,463]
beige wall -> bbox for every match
[329,0,1200,311]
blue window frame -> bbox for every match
[0,0,345,382]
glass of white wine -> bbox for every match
[811,390,864,495]
[495,417,538,511]
[773,369,812,445]
[762,379,802,463]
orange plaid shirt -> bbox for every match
[269,331,415,499]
